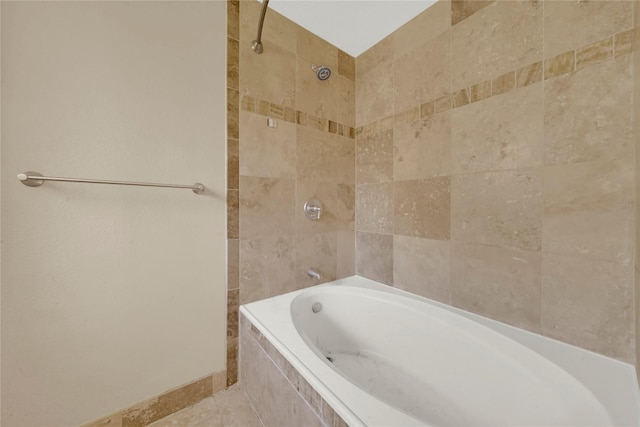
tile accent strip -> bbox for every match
[239,94,356,140]
[241,313,349,427]
[80,371,227,427]
[226,0,240,388]
[355,30,633,135]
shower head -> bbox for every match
[312,64,331,81]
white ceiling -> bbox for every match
[262,0,437,57]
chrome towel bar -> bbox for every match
[17,171,205,194]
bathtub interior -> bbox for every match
[240,275,640,427]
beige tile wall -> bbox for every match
[237,1,355,305]
[634,0,640,380]
[355,0,636,364]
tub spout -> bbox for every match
[307,269,321,280]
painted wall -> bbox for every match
[355,0,636,364]
[1,2,227,426]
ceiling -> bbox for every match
[262,0,437,57]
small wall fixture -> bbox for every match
[303,198,323,221]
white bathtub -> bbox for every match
[240,276,640,426]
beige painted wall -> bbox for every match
[1,2,227,426]
[356,0,636,364]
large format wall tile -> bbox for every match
[393,0,451,59]
[544,56,633,166]
[356,232,393,285]
[356,182,393,234]
[544,0,632,59]
[297,127,354,184]
[451,0,493,26]
[295,180,339,234]
[296,56,338,122]
[452,82,543,174]
[336,75,355,127]
[356,128,393,184]
[356,60,394,127]
[239,1,297,54]
[543,158,634,263]
[239,236,296,304]
[295,232,337,285]
[394,111,451,180]
[356,36,393,79]
[337,230,355,278]
[239,176,295,240]
[451,242,541,332]
[394,31,451,113]
[393,236,450,304]
[240,41,296,108]
[542,253,634,363]
[451,168,542,251]
[452,0,542,90]
[239,111,296,178]
[394,177,451,240]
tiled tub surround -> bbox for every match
[355,0,637,364]
[239,277,640,427]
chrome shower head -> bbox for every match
[312,64,331,81]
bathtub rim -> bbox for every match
[239,275,640,426]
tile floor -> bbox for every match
[147,385,263,427]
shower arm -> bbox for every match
[251,0,270,54]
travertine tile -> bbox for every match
[228,239,239,291]
[227,189,239,240]
[576,36,612,70]
[228,138,239,190]
[239,0,296,54]
[296,56,338,122]
[451,242,541,332]
[356,35,393,79]
[356,128,393,184]
[452,82,543,174]
[356,182,393,234]
[394,177,451,240]
[214,386,262,427]
[295,232,337,285]
[295,181,338,234]
[146,397,221,427]
[544,0,632,59]
[451,0,494,26]
[393,0,451,58]
[296,26,338,70]
[451,168,542,251]
[491,71,515,96]
[452,1,542,90]
[336,75,355,128]
[356,232,393,285]
[543,158,634,263]
[394,31,451,113]
[544,51,575,80]
[240,41,296,108]
[544,55,632,165]
[227,339,238,387]
[227,0,239,41]
[516,61,542,88]
[393,236,450,304]
[434,94,451,113]
[337,230,355,278]
[469,80,491,103]
[452,87,470,108]
[239,235,296,304]
[239,176,295,240]
[297,126,355,184]
[227,88,239,139]
[542,254,634,363]
[240,322,325,427]
[614,29,633,58]
[420,101,434,118]
[227,289,239,340]
[122,376,213,427]
[82,412,123,427]
[394,112,451,180]
[356,60,394,126]
[336,183,355,231]
[337,49,355,81]
[227,37,239,90]
[239,111,296,179]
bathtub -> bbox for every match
[240,276,640,426]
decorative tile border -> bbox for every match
[356,29,634,136]
[240,94,356,140]
[240,313,349,427]
[80,371,227,427]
